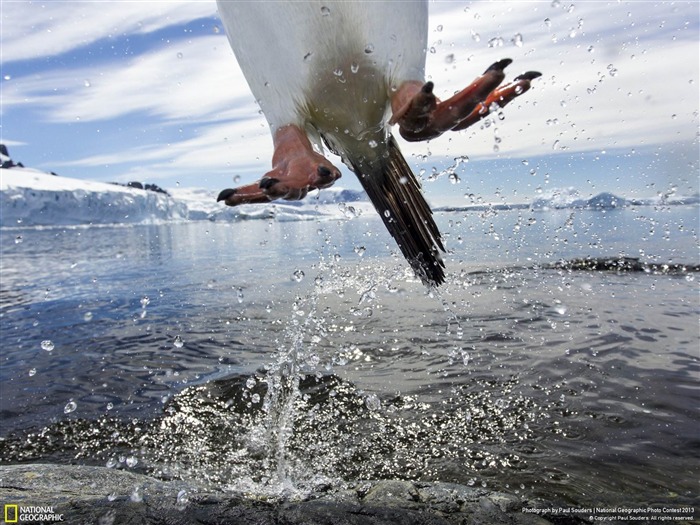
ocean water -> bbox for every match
[1,206,698,508]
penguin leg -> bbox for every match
[218,125,341,206]
[390,59,540,142]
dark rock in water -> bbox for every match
[0,464,583,524]
[545,257,700,274]
[111,181,170,196]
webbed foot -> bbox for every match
[390,59,541,142]
[218,125,341,206]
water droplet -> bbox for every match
[364,43,374,54]
[354,246,366,256]
[320,5,330,16]
[368,139,378,148]
[292,269,305,282]
[3,74,11,81]
[488,36,504,48]
[140,296,150,308]
[83,79,91,87]
[176,52,183,59]
[28,368,37,377]
[41,340,54,352]
[106,458,118,469]
[444,53,455,64]
[512,33,523,47]
[83,311,93,322]
[14,235,22,244]
[449,173,461,184]
[130,487,143,503]
[383,210,391,218]
[106,402,114,410]
[64,400,77,414]
[365,394,381,411]
[544,17,552,27]
[436,24,443,32]
[125,456,138,468]
[236,287,244,303]
[233,175,241,183]
[471,30,481,42]
[333,67,343,77]
[350,62,359,73]
[246,377,256,389]
[173,335,184,348]
[251,393,260,404]
[176,489,189,508]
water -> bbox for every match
[1,206,698,507]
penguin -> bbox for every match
[215,1,540,287]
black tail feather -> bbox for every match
[351,135,445,287]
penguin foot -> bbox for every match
[218,125,341,206]
[390,59,541,142]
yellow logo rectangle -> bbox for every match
[4,504,19,523]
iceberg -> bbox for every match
[1,167,189,227]
[0,166,370,228]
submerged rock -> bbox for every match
[0,463,586,524]
[544,257,700,274]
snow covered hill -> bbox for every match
[0,167,371,227]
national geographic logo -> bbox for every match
[3,504,64,522]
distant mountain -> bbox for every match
[531,187,699,210]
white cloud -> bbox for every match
[3,35,249,123]
[409,0,699,160]
[1,0,697,192]
[1,1,217,62]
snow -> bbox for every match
[1,167,697,229]
[0,167,371,227]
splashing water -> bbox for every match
[1,214,698,509]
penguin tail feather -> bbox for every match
[351,135,446,287]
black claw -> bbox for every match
[317,166,332,178]
[485,58,513,74]
[421,81,434,94]
[515,71,542,81]
[259,177,280,190]
[217,188,236,202]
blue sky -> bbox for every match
[1,1,698,205]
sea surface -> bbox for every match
[1,205,698,508]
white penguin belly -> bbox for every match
[216,1,428,134]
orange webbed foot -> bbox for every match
[390,59,541,142]
[218,125,341,207]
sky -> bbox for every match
[1,1,698,206]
